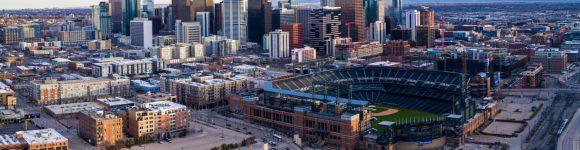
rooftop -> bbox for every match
[0,81,14,94]
[16,128,67,145]
[143,101,186,112]
[96,97,135,107]
[44,102,103,115]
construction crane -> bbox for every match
[345,22,356,39]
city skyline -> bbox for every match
[1,0,579,9]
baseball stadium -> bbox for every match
[231,66,482,149]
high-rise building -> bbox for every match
[368,21,386,43]
[266,30,290,59]
[280,23,304,50]
[364,0,384,26]
[130,18,153,49]
[93,2,113,40]
[154,5,172,30]
[142,0,154,17]
[309,7,341,57]
[175,20,202,44]
[213,2,224,34]
[109,0,123,33]
[272,8,295,30]
[193,0,215,33]
[196,12,211,37]
[405,10,420,41]
[223,0,248,48]
[416,25,435,48]
[172,0,195,22]
[384,0,403,25]
[248,0,272,45]
[419,6,435,27]
[122,0,141,35]
[78,111,123,147]
[336,0,364,42]
[296,8,312,44]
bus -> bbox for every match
[272,134,282,142]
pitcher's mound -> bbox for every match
[372,109,399,117]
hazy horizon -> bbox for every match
[0,0,578,10]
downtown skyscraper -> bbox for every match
[172,0,195,22]
[92,2,113,40]
[122,0,141,35]
[308,7,341,57]
[384,0,403,26]
[336,0,364,42]
[223,0,248,48]
[247,0,272,45]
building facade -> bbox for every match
[79,111,123,147]
[292,46,317,63]
[266,30,290,59]
[121,101,189,138]
[247,0,273,45]
[30,76,131,105]
[223,0,248,48]
[309,7,342,57]
[196,12,211,37]
[171,76,251,108]
[130,18,153,49]
[531,48,567,73]
[176,20,202,44]
[280,23,304,50]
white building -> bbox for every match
[223,0,248,49]
[404,10,420,41]
[292,46,317,63]
[196,12,211,37]
[175,20,201,44]
[130,18,153,49]
[368,21,386,43]
[266,29,290,59]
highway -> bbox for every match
[557,108,580,150]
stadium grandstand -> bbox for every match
[232,66,486,149]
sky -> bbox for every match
[0,0,172,9]
[0,0,577,9]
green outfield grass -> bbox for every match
[369,105,442,133]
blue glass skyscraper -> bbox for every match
[122,0,140,36]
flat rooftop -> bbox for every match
[44,102,103,115]
[96,97,135,107]
[16,128,67,145]
[143,101,186,112]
